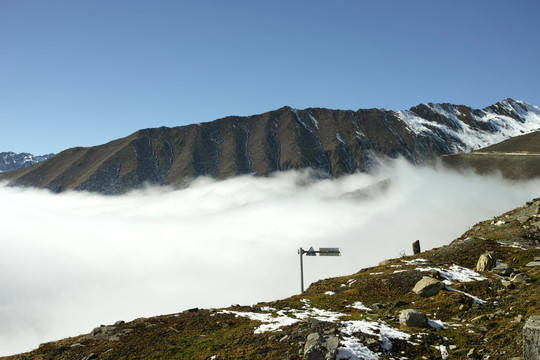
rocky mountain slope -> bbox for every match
[0,152,53,172]
[442,130,540,179]
[1,98,539,194]
[4,198,540,359]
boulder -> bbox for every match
[476,251,497,272]
[303,332,339,360]
[399,309,429,328]
[412,277,445,297]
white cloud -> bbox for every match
[0,159,538,355]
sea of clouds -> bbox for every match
[1,159,539,355]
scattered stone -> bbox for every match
[471,315,487,322]
[114,320,125,326]
[399,309,429,328]
[84,324,132,341]
[412,277,445,297]
[303,333,339,360]
[501,280,514,288]
[370,303,386,310]
[518,216,531,224]
[525,261,540,267]
[535,256,540,261]
[82,354,98,360]
[467,348,477,358]
[395,300,409,307]
[516,314,524,323]
[476,251,497,272]
[303,318,321,327]
[492,263,514,276]
[510,273,527,284]
[524,316,540,359]
[280,335,290,342]
[449,345,457,351]
[70,343,84,348]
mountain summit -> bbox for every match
[1,99,539,194]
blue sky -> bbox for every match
[1,0,539,155]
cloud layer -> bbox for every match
[1,160,539,355]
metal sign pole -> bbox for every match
[299,248,304,293]
[298,246,340,294]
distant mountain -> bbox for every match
[1,98,539,194]
[442,130,540,179]
[0,152,54,173]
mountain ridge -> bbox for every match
[1,98,539,194]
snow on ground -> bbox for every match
[413,263,486,284]
[348,301,371,311]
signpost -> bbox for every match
[298,247,341,293]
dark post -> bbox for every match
[299,248,305,293]
[412,240,421,255]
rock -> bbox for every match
[395,300,409,307]
[412,277,445,297]
[471,315,487,322]
[501,280,514,288]
[510,273,527,284]
[85,324,132,341]
[525,261,540,267]
[535,256,540,262]
[476,251,497,272]
[370,303,386,310]
[82,354,98,360]
[518,216,531,224]
[516,314,524,323]
[524,316,540,359]
[467,348,477,358]
[399,309,429,328]
[303,333,339,360]
[492,263,514,276]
